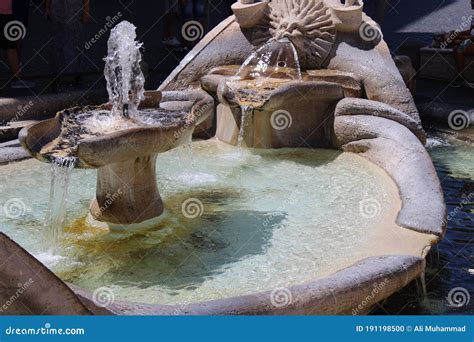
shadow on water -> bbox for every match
[374,136,474,315]
[255,148,341,168]
[59,188,286,290]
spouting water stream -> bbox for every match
[104,21,145,118]
[228,38,301,147]
[44,21,145,254]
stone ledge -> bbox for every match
[334,115,446,237]
[71,255,424,315]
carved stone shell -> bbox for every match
[251,0,336,69]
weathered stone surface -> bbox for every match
[394,55,417,95]
[334,115,446,237]
[19,90,214,225]
[0,233,91,315]
[304,69,362,98]
[335,98,426,143]
[218,81,344,148]
[0,139,30,165]
[159,17,253,91]
[231,1,269,28]
[71,255,425,315]
[328,32,421,123]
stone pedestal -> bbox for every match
[90,155,164,225]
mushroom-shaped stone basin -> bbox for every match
[19,90,214,225]
[202,65,362,148]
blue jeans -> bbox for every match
[181,0,206,21]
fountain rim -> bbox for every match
[19,90,214,169]
[0,128,446,314]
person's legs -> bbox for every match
[181,0,193,22]
[5,48,20,77]
[163,1,181,47]
[0,13,32,88]
[194,0,206,21]
[164,13,175,39]
[12,0,31,62]
[49,2,67,91]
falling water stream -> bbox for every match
[44,158,76,253]
[227,38,302,147]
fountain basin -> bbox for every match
[202,66,364,148]
[0,139,438,314]
[19,90,214,225]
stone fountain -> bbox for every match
[0,1,447,315]
[20,22,213,226]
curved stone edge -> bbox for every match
[159,17,254,91]
[333,115,446,237]
[0,233,92,315]
[18,90,214,168]
[335,98,427,143]
[71,255,425,315]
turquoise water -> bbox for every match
[0,140,397,305]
